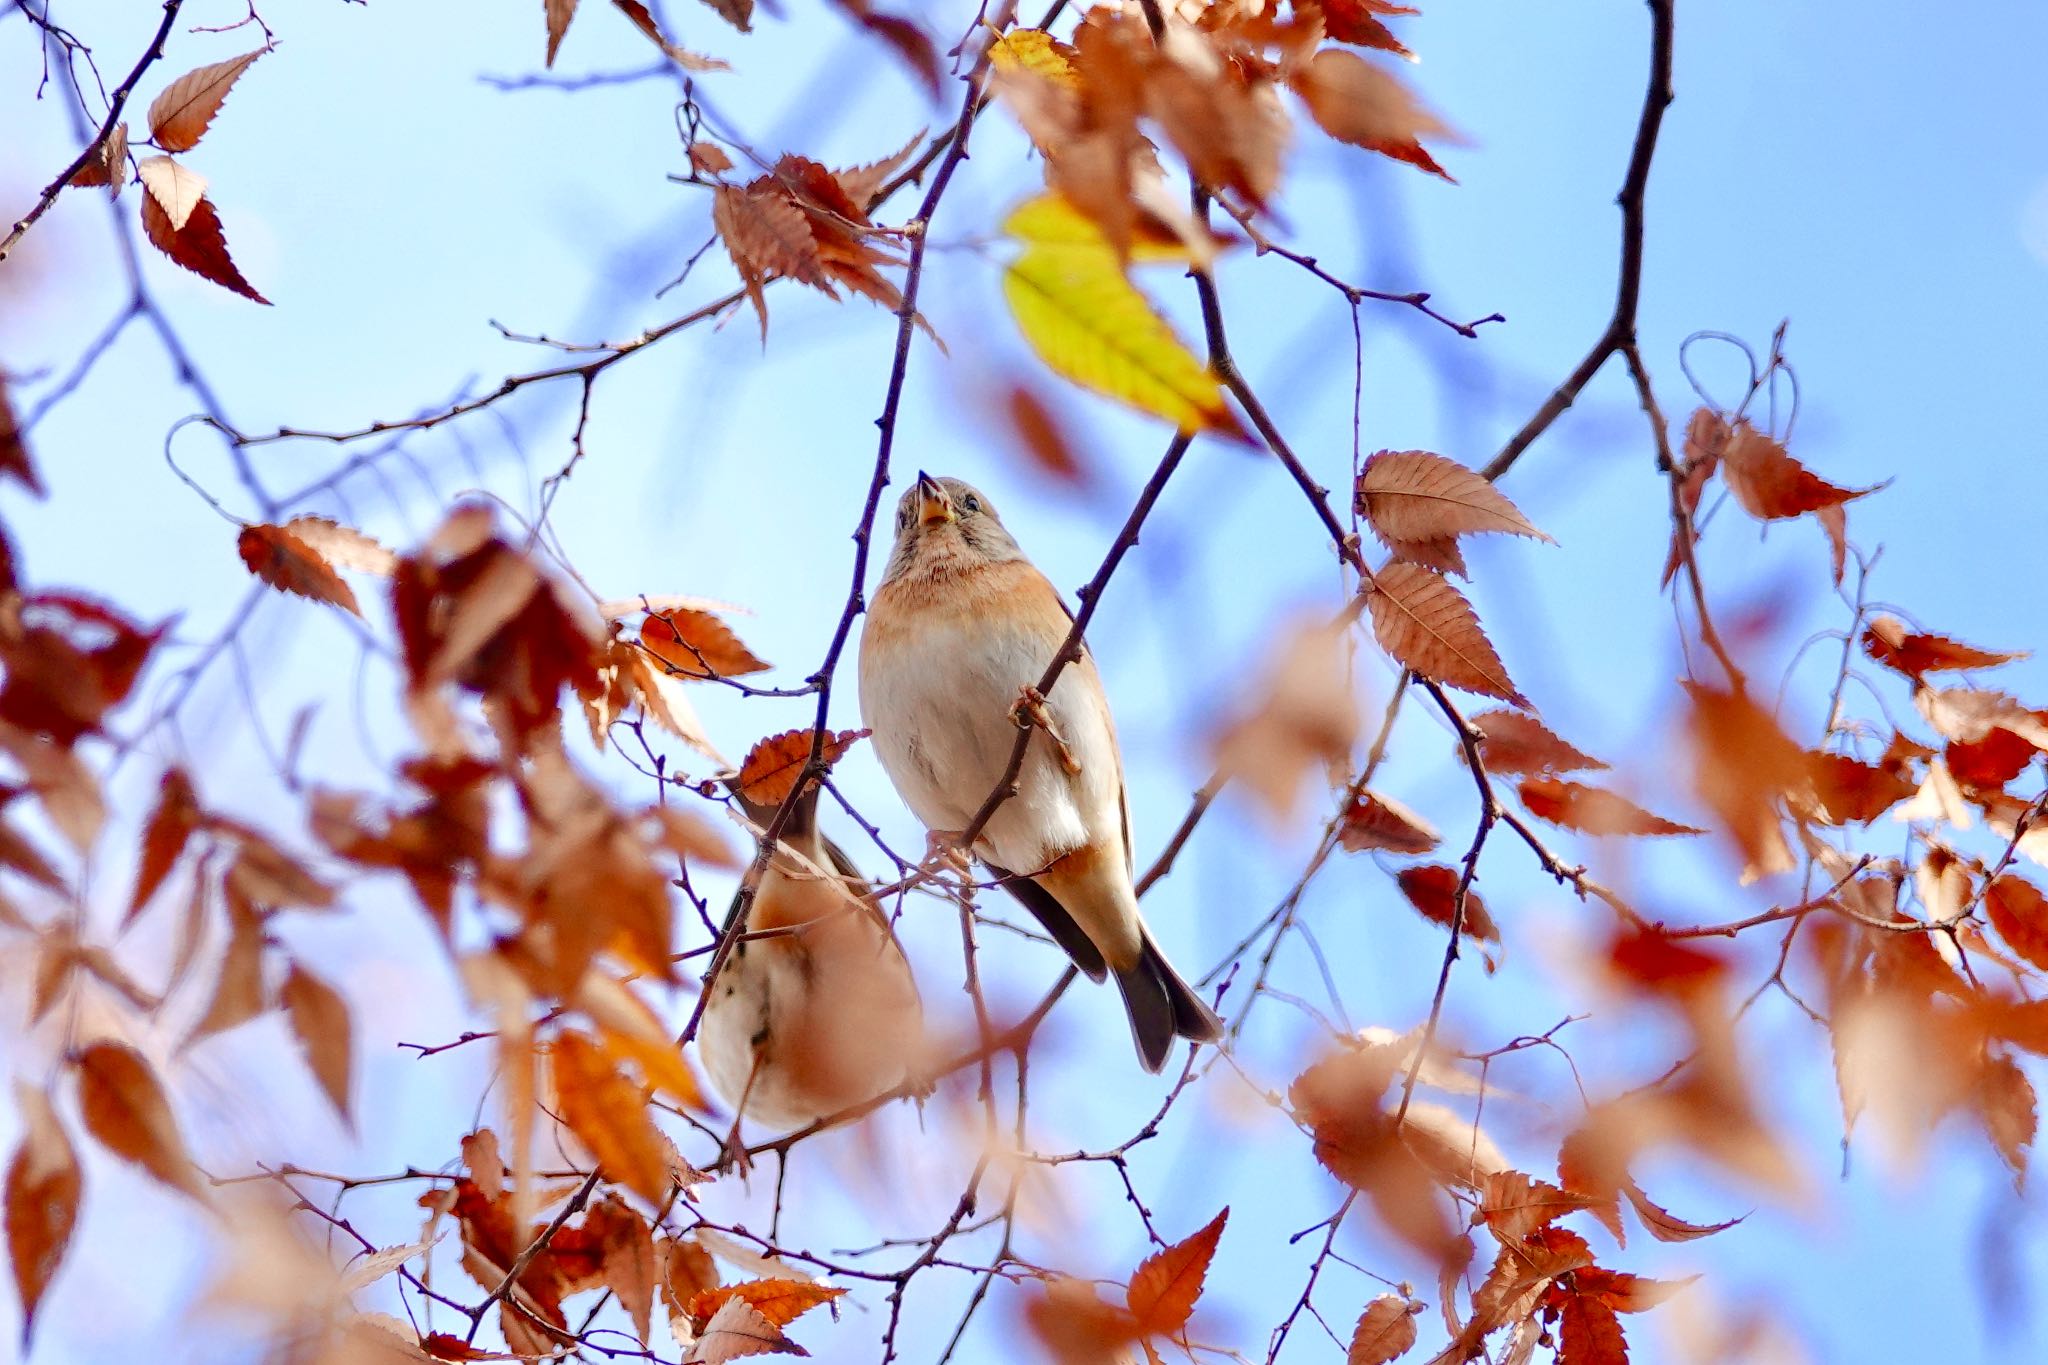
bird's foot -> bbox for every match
[1009,684,1082,774]
[922,829,975,875]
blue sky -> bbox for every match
[4,0,2047,1361]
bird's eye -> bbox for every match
[962,495,981,514]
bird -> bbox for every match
[697,777,924,1132]
[857,472,1222,1072]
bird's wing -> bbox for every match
[1043,578,1135,876]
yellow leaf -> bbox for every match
[986,28,1078,88]
[1001,195,1235,435]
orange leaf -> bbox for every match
[1001,382,1095,487]
[190,890,267,1040]
[1288,48,1456,181]
[1862,614,2027,681]
[1468,709,1606,778]
[713,183,835,338]
[139,190,269,303]
[73,1042,209,1202]
[125,767,200,926]
[1479,1171,1600,1243]
[545,0,579,65]
[688,1277,847,1330]
[1987,875,2048,974]
[1395,864,1499,942]
[66,121,128,195]
[5,1083,81,1347]
[1974,1051,2036,1182]
[1684,683,1804,880]
[281,962,354,1124]
[1356,450,1551,548]
[1365,563,1524,705]
[734,728,866,808]
[640,609,769,679]
[239,523,364,616]
[1557,1290,1629,1364]
[683,1296,796,1363]
[1126,1207,1227,1338]
[1622,1180,1740,1243]
[549,1031,672,1207]
[1945,727,2036,790]
[1574,1266,1697,1314]
[148,49,264,151]
[1719,421,1876,521]
[1346,1294,1418,1365]
[1800,752,1915,825]
[1338,789,1440,855]
[1517,777,1701,838]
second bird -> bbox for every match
[858,473,1223,1072]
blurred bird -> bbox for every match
[698,779,924,1132]
[858,472,1223,1072]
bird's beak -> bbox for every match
[916,471,954,527]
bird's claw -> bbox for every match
[1009,685,1082,775]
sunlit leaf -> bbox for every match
[1365,563,1524,705]
[147,49,265,151]
[1125,1207,1226,1338]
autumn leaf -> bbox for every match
[549,1031,673,1207]
[239,523,365,617]
[1338,789,1440,854]
[282,962,354,1124]
[1574,1266,1699,1314]
[1621,1181,1741,1243]
[6,1083,81,1347]
[1126,1207,1226,1340]
[1210,618,1359,822]
[1719,420,1877,521]
[1557,1290,1629,1365]
[1862,614,2027,681]
[1987,875,2048,973]
[1355,450,1552,549]
[1479,1171,1600,1244]
[688,1277,847,1330]
[1323,0,1417,59]
[137,155,207,231]
[66,121,128,195]
[1002,194,1239,436]
[1974,1051,2036,1182]
[713,183,835,339]
[1799,752,1915,825]
[1684,682,1804,881]
[1516,777,1702,838]
[190,890,267,1040]
[1364,563,1524,705]
[693,0,754,35]
[284,516,398,576]
[1467,709,1606,778]
[545,0,578,65]
[1395,864,1499,942]
[73,1042,209,1203]
[640,609,769,679]
[1346,1294,1418,1365]
[140,190,269,303]
[683,1296,800,1363]
[734,728,867,809]
[1000,382,1096,486]
[125,767,200,926]
[148,49,265,151]
[987,28,1079,87]
[1288,47,1456,180]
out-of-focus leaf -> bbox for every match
[5,1083,81,1346]
[73,1042,209,1202]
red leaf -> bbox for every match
[5,1084,81,1346]
[139,191,269,303]
[1517,777,1701,838]
[1622,1180,1741,1243]
[1126,1207,1227,1338]
[72,1042,209,1203]
[1467,709,1606,778]
[1338,790,1440,854]
[1395,864,1498,942]
[239,523,363,616]
[1862,614,2027,681]
[1557,1289,1629,1364]
[1987,875,2048,974]
[1365,562,1524,705]
[1719,421,1876,520]
[125,767,200,926]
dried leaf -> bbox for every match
[1862,615,2026,681]
[1621,1181,1740,1243]
[6,1083,81,1346]
[1288,48,1455,180]
[73,1042,208,1202]
[693,0,753,34]
[988,29,1079,88]
[1356,450,1551,548]
[641,610,769,679]
[239,523,364,616]
[1365,563,1524,705]
[137,155,207,231]
[713,184,834,339]
[284,516,398,576]
[1987,875,2048,974]
[1126,1207,1226,1338]
[191,891,268,1040]
[1468,710,1606,778]
[545,0,579,64]
[1684,683,1803,881]
[1339,790,1439,854]
[282,962,354,1124]
[683,1296,800,1363]
[139,190,269,303]
[148,49,264,151]
[1799,752,1917,825]
[1395,864,1499,942]
[1573,1267,1696,1315]
[1517,777,1702,838]
[1324,0,1416,59]
[1975,1051,2036,1182]
[1346,1294,1417,1365]
[1003,194,1239,436]
[689,1278,846,1330]
[1000,382,1095,486]
[1479,1171,1599,1244]
[1719,421,1876,521]
[734,729,866,808]
[67,121,128,195]
[1210,618,1359,822]
[1557,1291,1628,1365]
[126,768,200,926]
[549,1031,672,1207]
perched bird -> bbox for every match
[698,779,924,1131]
[858,472,1222,1072]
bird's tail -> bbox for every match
[1114,928,1224,1073]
